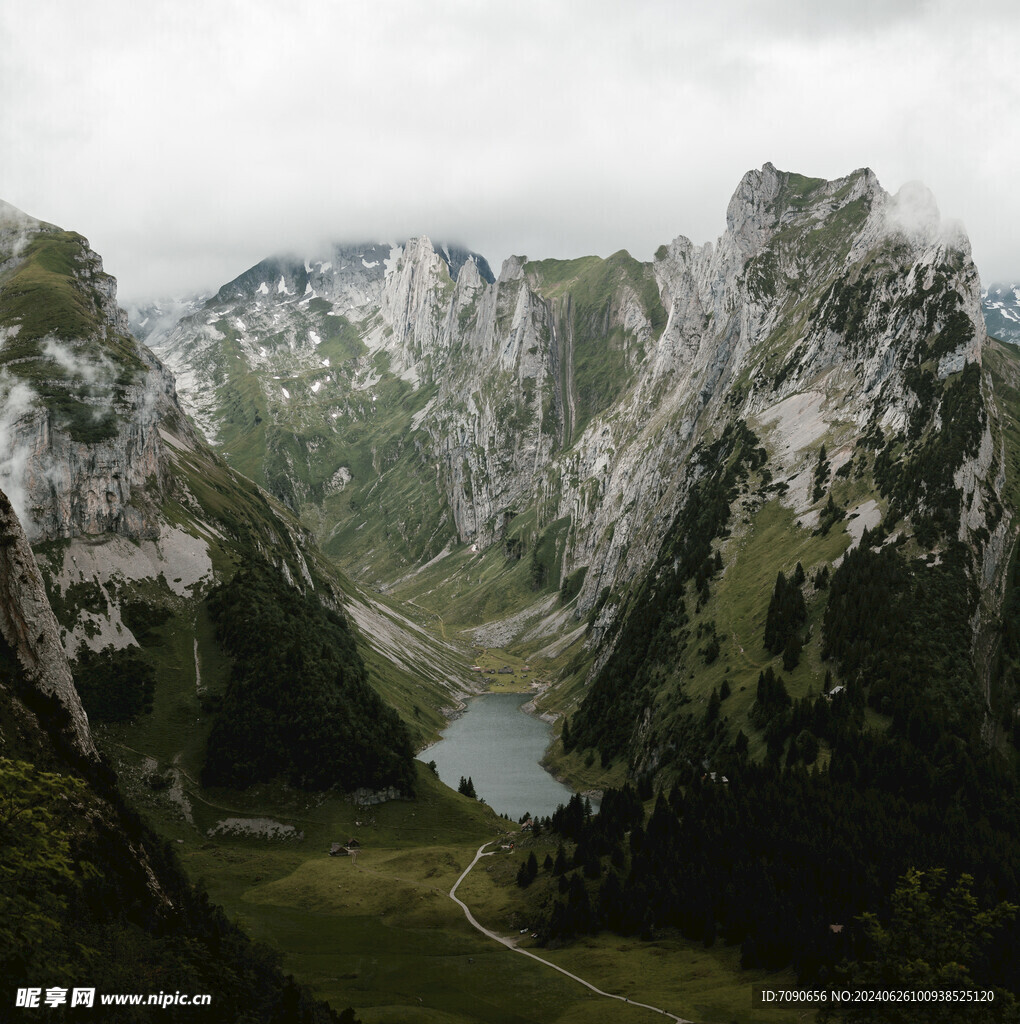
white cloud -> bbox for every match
[42,339,112,384]
[0,376,39,530]
[2,0,1018,300]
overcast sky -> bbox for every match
[1,0,1017,303]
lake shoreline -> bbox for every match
[418,690,588,819]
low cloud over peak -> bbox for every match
[3,1,1017,300]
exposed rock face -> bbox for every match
[0,486,96,759]
[146,164,996,627]
[0,205,180,542]
[11,350,176,542]
[345,785,406,806]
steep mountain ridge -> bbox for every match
[0,487,95,759]
[0,200,468,751]
[148,165,995,638]
[8,170,1019,1013]
[0,203,217,662]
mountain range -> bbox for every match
[133,165,1011,763]
[3,163,1020,1018]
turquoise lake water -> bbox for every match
[418,692,581,820]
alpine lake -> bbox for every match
[418,691,589,821]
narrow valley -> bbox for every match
[3,157,1020,1024]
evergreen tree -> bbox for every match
[816,493,845,536]
[782,632,803,671]
[812,444,830,502]
[794,728,819,765]
[553,844,568,876]
[599,871,625,931]
[763,571,806,656]
[528,547,545,590]
[706,688,721,724]
[750,667,791,726]
[582,847,602,880]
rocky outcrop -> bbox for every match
[13,349,176,542]
[0,486,96,759]
[0,208,181,542]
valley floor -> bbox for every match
[108,730,813,1024]
[93,531,815,1022]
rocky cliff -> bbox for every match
[0,485,96,759]
[147,164,996,617]
[0,201,177,542]
[0,201,469,737]
[0,498,341,1024]
[133,161,1020,784]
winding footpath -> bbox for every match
[449,841,690,1023]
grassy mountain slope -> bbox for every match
[41,164,1020,1012]
[0,203,470,762]
[0,486,344,1022]
[132,164,1015,807]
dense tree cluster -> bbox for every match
[72,644,155,722]
[749,666,791,728]
[201,560,414,793]
[992,548,1020,750]
[833,868,1017,1024]
[119,598,173,643]
[0,758,86,973]
[823,539,979,743]
[537,506,1020,1004]
[0,747,346,1023]
[536,748,1020,1007]
[873,362,985,547]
